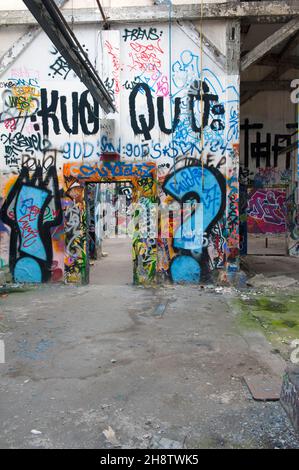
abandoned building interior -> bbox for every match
[0,0,299,286]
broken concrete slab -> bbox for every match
[151,437,182,449]
[281,367,299,433]
[247,274,298,289]
[244,374,282,401]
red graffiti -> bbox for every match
[128,40,164,72]
[104,40,120,95]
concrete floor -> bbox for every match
[89,238,133,285]
[0,279,299,448]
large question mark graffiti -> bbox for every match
[163,163,226,283]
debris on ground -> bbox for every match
[103,426,118,445]
[151,437,183,449]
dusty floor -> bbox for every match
[0,272,299,448]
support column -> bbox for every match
[225,19,241,284]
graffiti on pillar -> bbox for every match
[0,164,62,282]
[63,174,87,284]
[163,159,225,283]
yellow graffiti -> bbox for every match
[11,85,40,114]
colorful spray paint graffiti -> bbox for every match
[0,164,62,282]
[162,159,226,283]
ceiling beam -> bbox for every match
[1,2,299,26]
[241,18,299,71]
[241,31,299,105]
[0,25,40,76]
[241,80,292,91]
[0,0,68,77]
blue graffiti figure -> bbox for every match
[163,161,225,283]
[0,164,62,283]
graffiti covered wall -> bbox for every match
[0,20,240,284]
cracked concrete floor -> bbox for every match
[0,283,298,449]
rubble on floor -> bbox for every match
[247,274,298,289]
